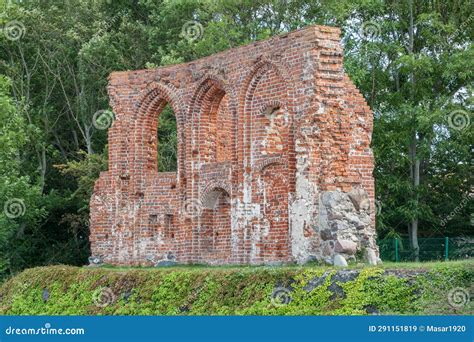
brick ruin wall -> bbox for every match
[89,25,380,266]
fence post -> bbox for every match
[444,237,449,261]
[395,238,399,262]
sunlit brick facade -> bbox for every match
[89,25,379,266]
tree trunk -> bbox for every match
[35,145,47,194]
[84,123,94,155]
[407,0,420,261]
[412,144,420,261]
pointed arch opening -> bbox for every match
[157,103,178,172]
[133,83,185,186]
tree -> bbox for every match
[0,75,45,277]
[342,0,473,259]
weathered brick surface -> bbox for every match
[89,25,379,266]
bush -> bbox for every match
[0,262,472,315]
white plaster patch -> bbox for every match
[290,151,319,263]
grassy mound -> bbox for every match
[0,261,472,315]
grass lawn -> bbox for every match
[98,258,473,271]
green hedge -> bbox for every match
[0,263,472,315]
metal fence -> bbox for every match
[378,237,474,262]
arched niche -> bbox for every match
[199,187,232,264]
[238,61,293,169]
[189,77,234,164]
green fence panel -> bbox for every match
[378,236,473,262]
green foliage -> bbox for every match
[56,149,108,212]
[157,105,178,172]
[0,76,45,278]
[0,263,472,315]
[340,0,473,239]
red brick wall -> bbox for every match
[89,25,378,266]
